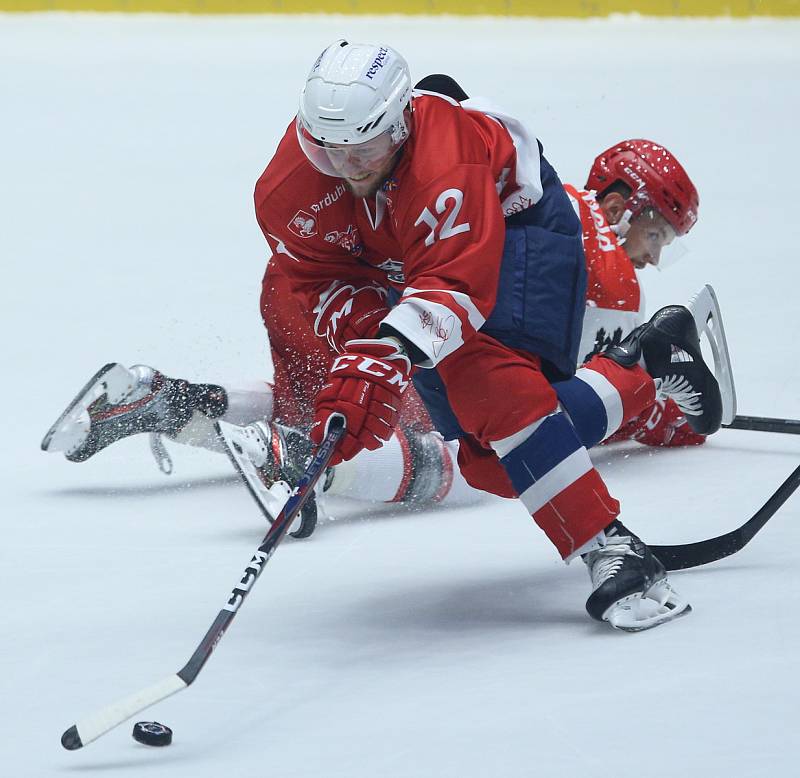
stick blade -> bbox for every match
[654,462,800,571]
[61,673,187,750]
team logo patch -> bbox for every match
[583,326,625,364]
[288,210,318,239]
[324,224,363,256]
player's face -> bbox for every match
[324,134,400,198]
[624,208,677,269]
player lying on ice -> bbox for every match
[43,42,728,632]
[41,120,709,514]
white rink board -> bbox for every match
[1,14,799,778]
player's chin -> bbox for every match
[343,173,384,199]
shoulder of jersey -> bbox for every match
[403,94,491,182]
[564,184,598,209]
[566,184,618,238]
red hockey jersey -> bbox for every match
[254,93,544,367]
[563,184,645,365]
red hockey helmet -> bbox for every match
[586,139,699,236]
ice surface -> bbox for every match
[1,13,799,777]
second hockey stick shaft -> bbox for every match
[724,415,800,435]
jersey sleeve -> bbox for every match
[379,163,506,367]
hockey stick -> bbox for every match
[60,416,346,751]
[652,461,800,571]
[724,415,800,435]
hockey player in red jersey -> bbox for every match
[40,136,704,494]
[251,40,724,631]
[568,140,707,449]
[262,135,707,452]
[41,46,725,630]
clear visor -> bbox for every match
[626,190,689,268]
[620,206,687,270]
[296,117,407,179]
[654,235,687,270]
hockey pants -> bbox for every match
[435,338,655,560]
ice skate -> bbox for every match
[217,419,318,538]
[687,284,737,425]
[602,305,723,435]
[41,363,227,469]
[583,520,691,632]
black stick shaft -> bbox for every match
[653,462,800,570]
[724,415,800,435]
[177,419,345,685]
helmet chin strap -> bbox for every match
[611,208,633,238]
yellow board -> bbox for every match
[2,0,799,16]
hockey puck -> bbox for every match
[132,721,173,747]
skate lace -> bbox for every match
[654,375,702,416]
[588,540,637,587]
[149,434,173,475]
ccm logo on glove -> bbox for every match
[312,338,413,465]
[330,354,411,389]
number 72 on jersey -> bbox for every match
[414,188,471,246]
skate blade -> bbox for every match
[688,285,737,425]
[603,580,692,633]
[41,363,137,454]
[216,420,301,532]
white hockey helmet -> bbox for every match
[297,40,412,178]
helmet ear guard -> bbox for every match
[586,139,699,237]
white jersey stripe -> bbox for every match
[574,367,624,438]
[517,448,594,515]
[403,286,486,332]
[461,97,544,216]
[490,414,551,459]
[381,297,466,368]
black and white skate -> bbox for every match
[583,521,691,632]
[217,419,318,538]
[602,305,723,435]
[41,363,226,467]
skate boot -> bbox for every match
[602,305,723,435]
[583,520,691,632]
[216,419,318,538]
[41,363,227,467]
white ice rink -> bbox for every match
[2,12,799,777]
